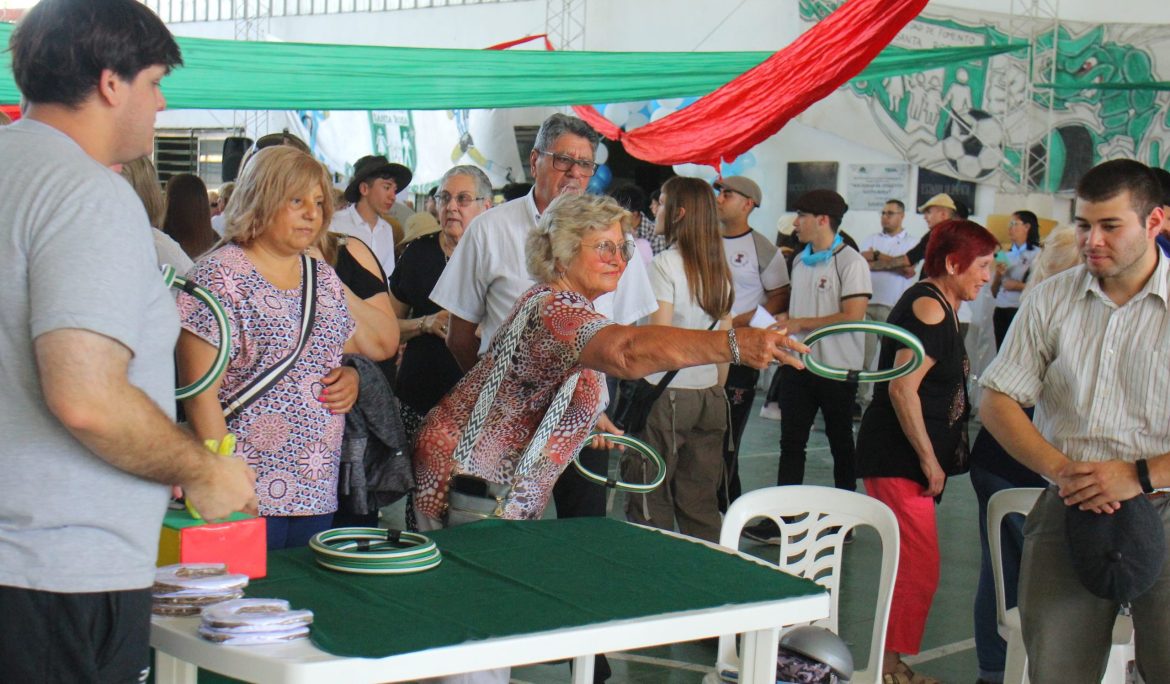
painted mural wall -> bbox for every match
[796,1,1170,192]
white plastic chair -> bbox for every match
[988,488,1135,684]
[706,485,900,684]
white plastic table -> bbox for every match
[151,520,829,684]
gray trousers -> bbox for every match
[624,385,728,543]
[857,303,892,408]
[1019,488,1170,684]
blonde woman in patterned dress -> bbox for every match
[411,192,810,529]
[177,146,364,550]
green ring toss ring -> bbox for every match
[164,267,232,401]
[309,528,442,575]
[574,433,666,494]
[801,320,925,383]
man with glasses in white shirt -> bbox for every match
[982,159,1170,683]
[858,199,916,411]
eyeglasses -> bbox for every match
[880,211,903,216]
[537,150,598,176]
[583,239,636,263]
[436,191,486,208]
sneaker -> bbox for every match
[758,403,782,421]
[742,519,782,545]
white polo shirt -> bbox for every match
[860,229,916,308]
[331,204,396,280]
[789,244,871,371]
[723,229,790,316]
[430,191,658,356]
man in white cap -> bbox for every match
[713,175,789,509]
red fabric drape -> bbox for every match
[567,0,928,169]
[0,104,19,122]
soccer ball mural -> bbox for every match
[941,108,1004,179]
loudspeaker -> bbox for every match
[221,136,253,182]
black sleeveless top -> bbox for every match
[856,281,969,487]
[334,236,387,299]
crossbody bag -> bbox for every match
[220,253,319,420]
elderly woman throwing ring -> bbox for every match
[412,192,808,530]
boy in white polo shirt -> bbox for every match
[744,190,871,544]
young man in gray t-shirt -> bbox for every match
[0,1,256,679]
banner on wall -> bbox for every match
[287,107,558,190]
[795,1,1170,189]
[846,163,910,211]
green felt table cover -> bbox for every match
[244,517,822,659]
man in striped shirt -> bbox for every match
[981,159,1170,683]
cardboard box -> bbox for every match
[158,509,267,579]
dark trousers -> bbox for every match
[776,365,858,491]
[720,363,759,511]
[993,306,1018,351]
[0,585,152,683]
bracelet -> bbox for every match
[1136,459,1156,494]
[418,316,428,334]
[727,328,741,365]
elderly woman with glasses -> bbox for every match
[389,165,493,434]
[411,192,810,532]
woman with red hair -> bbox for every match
[855,219,999,684]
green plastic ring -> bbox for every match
[309,527,442,575]
[573,433,666,493]
[801,320,925,383]
[169,272,232,400]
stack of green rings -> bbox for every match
[309,528,442,575]
[573,433,666,494]
[162,265,232,400]
[801,320,925,383]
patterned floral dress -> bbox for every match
[412,285,613,521]
[178,243,355,517]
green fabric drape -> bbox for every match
[0,23,1025,110]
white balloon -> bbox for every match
[655,98,686,109]
[650,106,677,123]
[602,102,633,126]
[672,163,719,183]
[594,143,609,165]
[624,113,650,130]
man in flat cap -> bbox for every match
[334,154,413,283]
[743,189,871,544]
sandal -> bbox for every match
[881,661,944,684]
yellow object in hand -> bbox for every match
[186,433,237,520]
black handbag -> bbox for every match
[611,320,718,433]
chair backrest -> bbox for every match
[987,488,1043,628]
[717,486,900,684]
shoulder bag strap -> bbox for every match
[221,253,318,419]
[640,318,720,408]
[451,293,548,473]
